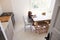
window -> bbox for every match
[31,0,52,12]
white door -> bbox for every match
[51,7,60,40]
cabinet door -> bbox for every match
[8,18,14,40]
[5,18,14,40]
[51,28,60,40]
[0,27,5,40]
[51,7,60,40]
[5,26,9,40]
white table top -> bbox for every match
[32,12,52,21]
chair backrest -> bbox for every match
[23,16,29,25]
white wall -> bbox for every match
[49,0,56,14]
[0,0,13,12]
[0,4,3,15]
[11,0,30,24]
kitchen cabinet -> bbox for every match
[0,27,5,40]
[1,12,15,27]
[1,16,14,40]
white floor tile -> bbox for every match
[13,23,47,40]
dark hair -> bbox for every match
[28,11,32,18]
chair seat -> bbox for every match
[23,16,34,31]
[25,25,31,28]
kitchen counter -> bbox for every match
[0,16,11,30]
[1,12,15,27]
[0,16,10,22]
[0,16,14,40]
[0,12,15,40]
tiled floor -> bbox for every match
[13,23,47,40]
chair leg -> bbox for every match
[24,25,26,31]
[30,25,33,31]
[24,24,33,32]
